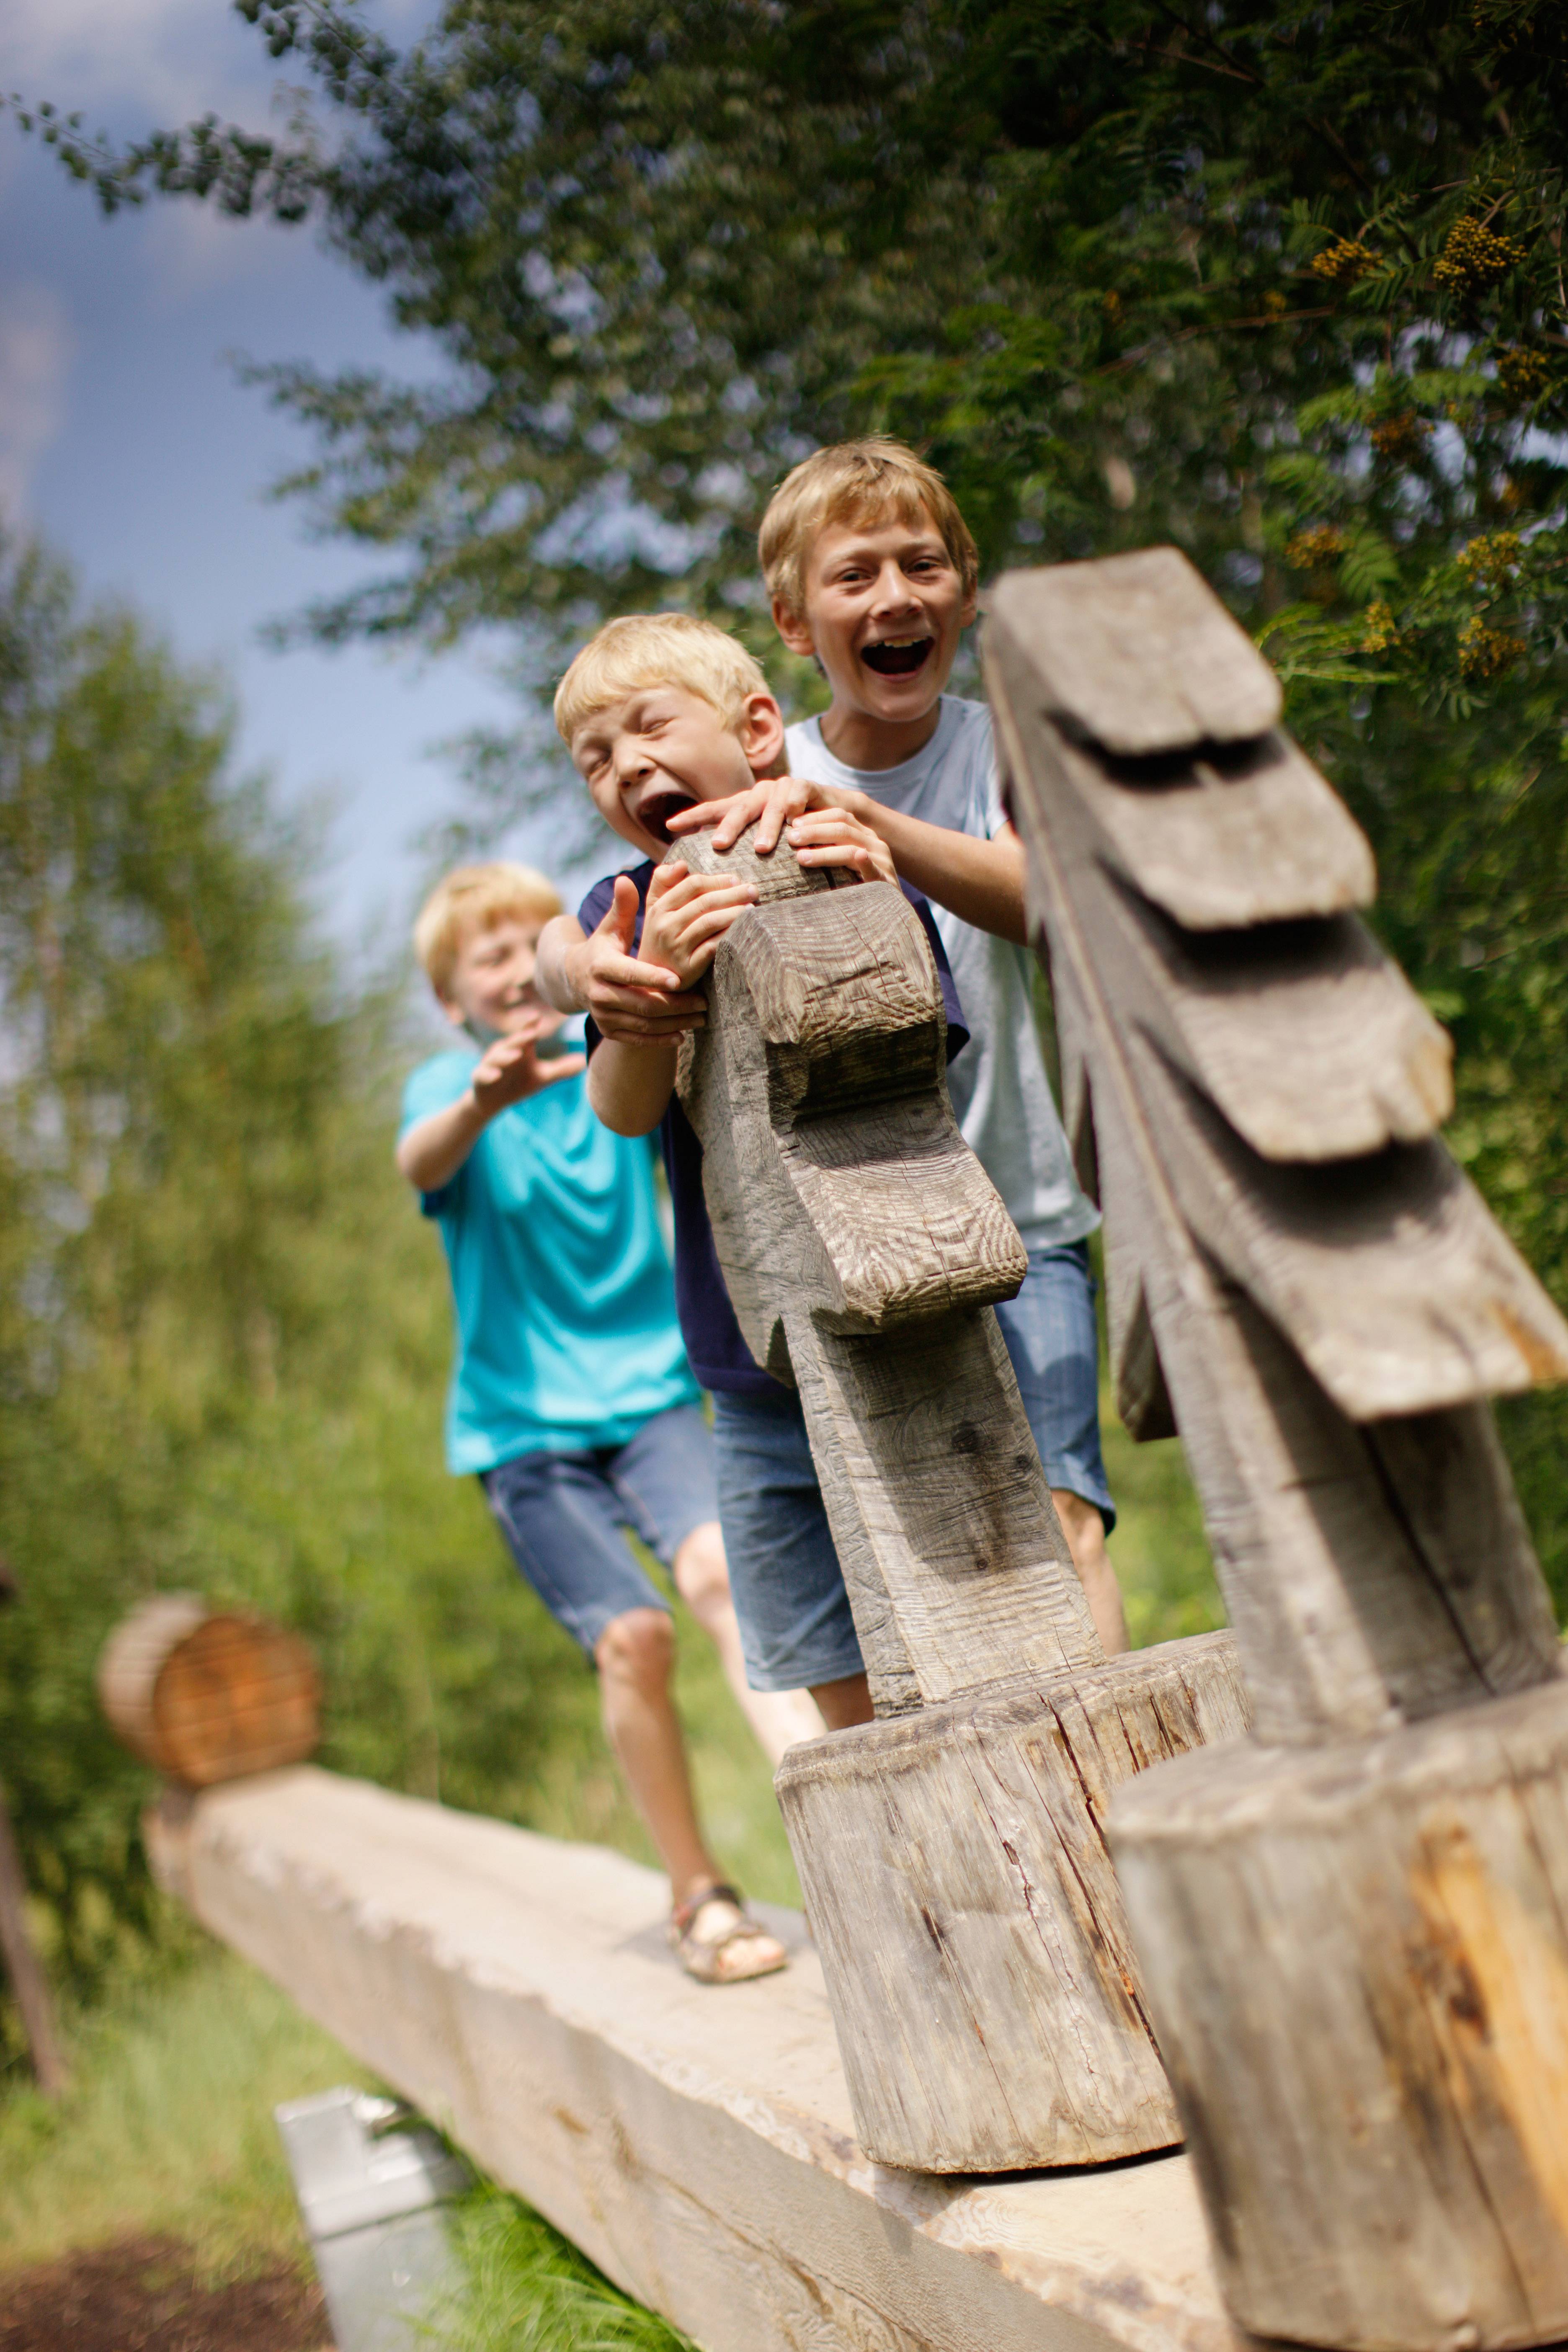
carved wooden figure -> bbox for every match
[672,833,1248,2172]
[987,546,1568,2349]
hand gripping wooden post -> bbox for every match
[671,832,1248,2172]
[986,546,1568,2349]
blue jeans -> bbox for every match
[480,1402,718,1659]
[710,1244,1113,1692]
[994,1240,1115,1532]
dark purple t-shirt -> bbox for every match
[578,863,970,1394]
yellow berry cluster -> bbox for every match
[1456,530,1522,589]
[1311,238,1376,285]
[1432,217,1527,294]
[1495,345,1549,404]
[1369,411,1431,464]
[1457,614,1522,681]
[1285,524,1346,570]
[1361,601,1398,653]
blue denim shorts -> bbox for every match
[709,1385,865,1695]
[480,1402,719,1659]
[993,1240,1115,1532]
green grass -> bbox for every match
[1101,1393,1228,1649]
[0,1932,372,2281]
[428,2186,695,2352]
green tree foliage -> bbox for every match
[24,0,1567,1590]
[0,532,642,2055]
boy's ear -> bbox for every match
[436,988,468,1030]
[771,596,816,659]
[738,689,787,779]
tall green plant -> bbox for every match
[0,534,623,2055]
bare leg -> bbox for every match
[595,1607,724,1906]
[810,1672,874,1730]
[1052,1489,1130,1656]
[673,1522,825,1765]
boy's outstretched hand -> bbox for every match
[471,1014,586,1120]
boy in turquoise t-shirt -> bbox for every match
[398,861,818,1983]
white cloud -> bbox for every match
[6,0,273,124]
[0,283,75,518]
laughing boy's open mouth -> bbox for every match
[631,786,698,843]
[860,635,934,678]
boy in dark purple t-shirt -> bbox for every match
[538,614,967,1733]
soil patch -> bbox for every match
[0,2235,332,2352]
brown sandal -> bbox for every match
[670,1883,788,1985]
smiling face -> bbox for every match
[569,683,787,859]
[773,505,977,759]
[440,913,564,1043]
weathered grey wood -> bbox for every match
[1104,886,1453,1162]
[988,582,1568,1741]
[989,544,1568,2347]
[1110,1678,1568,2352]
[777,1632,1248,2170]
[674,828,1241,2170]
[146,1765,1251,2352]
[675,836,1097,1712]
[993,548,1284,755]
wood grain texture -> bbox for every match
[778,1632,1249,2171]
[675,827,1248,2176]
[986,548,1284,755]
[990,547,1568,2349]
[1110,1679,1568,2351]
[147,1766,1250,2352]
[98,1595,320,1786]
[673,834,1093,1712]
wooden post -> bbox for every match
[0,1560,67,2097]
[0,1782,67,2098]
[987,546,1568,2349]
[673,834,1248,2171]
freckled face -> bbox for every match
[570,686,783,858]
[776,509,976,726]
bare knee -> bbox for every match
[672,1521,730,1623]
[1052,1488,1106,1566]
[596,1607,675,1695]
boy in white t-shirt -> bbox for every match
[667,438,1128,1653]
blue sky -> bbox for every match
[1,0,593,963]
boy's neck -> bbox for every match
[818,696,944,774]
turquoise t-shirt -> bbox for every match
[400,1050,701,1474]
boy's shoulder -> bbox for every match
[401,1045,478,1128]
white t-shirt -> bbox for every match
[785,696,1099,1253]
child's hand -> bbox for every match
[471,1014,586,1119]
[784,807,897,887]
[575,874,711,1045]
[641,859,759,988]
[667,772,852,856]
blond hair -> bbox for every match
[553,612,769,745]
[413,862,564,998]
[758,437,980,619]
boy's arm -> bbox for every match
[588,1040,679,1136]
[396,1020,586,1192]
[670,785,1028,944]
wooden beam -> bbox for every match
[148,1765,1243,2352]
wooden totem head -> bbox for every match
[671,834,1100,1716]
[986,547,1568,1747]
